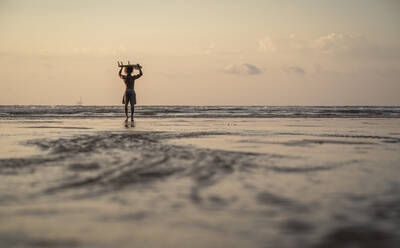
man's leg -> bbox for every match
[124,103,129,120]
[131,104,135,121]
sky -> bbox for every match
[0,0,399,105]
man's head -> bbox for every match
[125,66,133,74]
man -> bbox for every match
[118,63,143,121]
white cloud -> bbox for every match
[257,33,384,59]
[223,63,264,75]
[258,34,306,53]
[311,33,369,55]
[258,36,276,52]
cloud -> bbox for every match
[258,37,276,52]
[204,42,216,54]
[311,33,370,55]
[223,63,264,75]
[284,66,306,75]
[257,33,384,59]
[258,34,306,53]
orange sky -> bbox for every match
[1,0,399,105]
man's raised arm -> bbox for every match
[136,64,143,79]
[118,66,125,79]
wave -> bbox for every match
[1,105,400,118]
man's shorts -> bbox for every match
[122,89,136,105]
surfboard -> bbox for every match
[118,61,142,69]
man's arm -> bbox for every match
[135,64,143,79]
[118,66,125,79]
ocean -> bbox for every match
[1,105,400,118]
[0,105,400,247]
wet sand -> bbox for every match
[1,118,400,247]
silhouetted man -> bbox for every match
[118,63,143,121]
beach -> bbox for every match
[1,106,400,247]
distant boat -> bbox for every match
[76,97,83,106]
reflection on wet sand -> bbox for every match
[124,120,135,129]
[0,118,399,247]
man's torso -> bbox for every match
[124,75,135,90]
